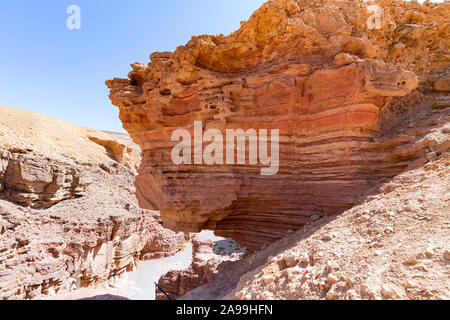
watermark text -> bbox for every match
[171,121,279,176]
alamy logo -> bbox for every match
[171,121,280,176]
[66,5,81,30]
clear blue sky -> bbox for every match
[0,0,266,132]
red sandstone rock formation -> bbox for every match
[107,0,448,251]
[0,107,184,300]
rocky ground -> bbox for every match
[156,233,245,300]
[180,82,450,300]
[183,153,449,300]
[0,106,184,300]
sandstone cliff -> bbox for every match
[107,0,449,251]
[0,106,184,300]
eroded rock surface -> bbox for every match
[1,152,90,208]
[182,155,450,300]
[0,106,184,300]
[107,0,449,251]
[156,236,242,300]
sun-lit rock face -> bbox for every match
[0,106,184,300]
[106,0,448,251]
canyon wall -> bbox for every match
[107,0,449,251]
[0,106,184,300]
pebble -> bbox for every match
[361,284,377,299]
[326,274,339,284]
[385,227,394,233]
[325,261,340,273]
[381,284,403,299]
[444,250,450,261]
[345,289,357,299]
[416,253,427,260]
[285,267,303,281]
[424,247,434,257]
[262,276,272,285]
[298,253,309,265]
[326,292,336,300]
[404,279,416,288]
[284,254,298,268]
[343,276,354,286]
[403,258,419,265]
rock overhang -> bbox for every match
[106,0,445,251]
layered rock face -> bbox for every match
[107,0,448,251]
[1,152,90,209]
[0,106,184,300]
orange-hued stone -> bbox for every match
[106,0,450,251]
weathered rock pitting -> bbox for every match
[107,0,449,251]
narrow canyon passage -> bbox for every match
[112,242,194,300]
[47,231,245,300]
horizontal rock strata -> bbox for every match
[1,151,90,208]
[107,0,449,251]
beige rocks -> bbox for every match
[326,274,339,284]
[0,107,184,300]
[381,283,405,300]
[444,249,450,261]
[88,135,141,173]
[2,155,89,208]
[284,254,298,268]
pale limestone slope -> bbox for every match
[0,106,139,170]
